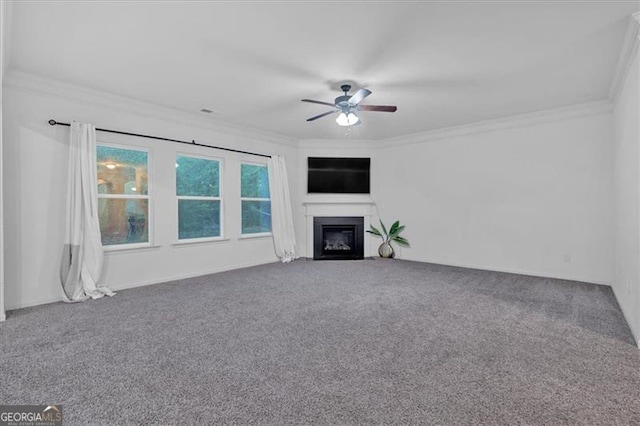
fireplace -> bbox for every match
[313,217,364,260]
[303,196,375,258]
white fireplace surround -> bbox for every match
[302,194,376,258]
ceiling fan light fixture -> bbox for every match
[303,85,395,125]
[336,111,359,126]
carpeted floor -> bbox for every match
[1,259,639,425]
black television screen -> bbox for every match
[308,157,370,194]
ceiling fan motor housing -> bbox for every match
[336,84,354,109]
[335,95,352,109]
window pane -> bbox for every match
[98,198,149,245]
[97,146,148,195]
[241,164,270,198]
[176,156,219,197]
[242,200,271,234]
[178,200,221,239]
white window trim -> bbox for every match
[241,197,271,202]
[171,237,230,247]
[104,244,161,253]
[176,153,224,242]
[97,143,153,250]
[240,162,272,236]
[238,232,272,240]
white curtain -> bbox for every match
[268,155,298,263]
[60,122,114,301]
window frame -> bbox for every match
[97,142,153,251]
[240,161,272,237]
[175,152,224,243]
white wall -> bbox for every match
[0,75,622,317]
[612,43,640,344]
[373,110,613,284]
[2,73,299,310]
[294,108,613,286]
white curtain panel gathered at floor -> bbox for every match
[59,122,115,302]
[268,155,298,263]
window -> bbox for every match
[241,163,271,235]
[97,145,150,247]
[176,154,222,240]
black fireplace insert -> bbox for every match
[313,216,364,260]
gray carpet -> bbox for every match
[1,259,639,425]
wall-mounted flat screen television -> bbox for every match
[307,157,370,194]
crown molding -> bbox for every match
[4,70,615,153]
[297,138,377,150]
[298,100,613,150]
[375,100,613,149]
[3,69,298,148]
[609,12,640,104]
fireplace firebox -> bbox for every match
[313,217,364,260]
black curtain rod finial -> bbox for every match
[48,119,57,126]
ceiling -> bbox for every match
[7,1,639,140]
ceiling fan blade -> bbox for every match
[358,105,397,112]
[301,99,336,107]
[348,88,372,105]
[306,110,338,122]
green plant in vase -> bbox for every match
[366,220,410,258]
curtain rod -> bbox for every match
[48,119,272,158]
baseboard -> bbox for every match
[402,256,610,286]
[104,258,278,292]
[401,257,640,347]
[4,258,278,312]
[611,285,640,348]
[5,294,65,312]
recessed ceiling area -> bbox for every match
[7,1,638,140]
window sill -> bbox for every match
[238,232,273,240]
[104,244,161,254]
[171,237,230,247]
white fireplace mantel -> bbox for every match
[302,194,377,258]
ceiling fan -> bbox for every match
[302,84,397,126]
